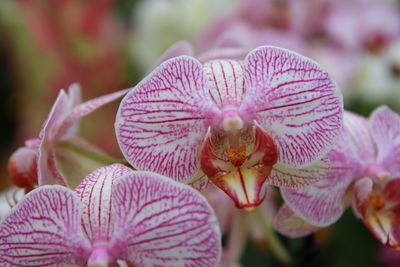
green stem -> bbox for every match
[58,142,130,166]
[253,207,292,265]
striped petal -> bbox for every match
[268,157,330,189]
[75,164,132,244]
[203,60,247,108]
[0,186,91,266]
[370,106,400,177]
[281,129,363,226]
[241,46,343,167]
[37,89,71,186]
[116,56,220,182]
[273,204,320,238]
[108,171,221,267]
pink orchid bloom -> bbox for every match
[324,0,400,53]
[0,164,221,267]
[115,45,342,210]
[8,84,128,190]
[275,112,364,229]
[276,106,400,249]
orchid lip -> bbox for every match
[200,124,278,209]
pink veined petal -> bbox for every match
[151,41,195,70]
[0,185,91,267]
[38,89,70,143]
[268,157,330,189]
[343,111,376,164]
[58,88,129,141]
[115,56,220,182]
[369,106,400,177]
[241,46,343,167]
[37,89,74,186]
[75,164,132,244]
[273,204,320,238]
[108,171,221,267]
[203,60,247,108]
[281,129,363,226]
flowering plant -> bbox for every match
[2,9,400,263]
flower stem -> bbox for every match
[58,141,130,166]
[253,207,292,265]
[223,209,248,267]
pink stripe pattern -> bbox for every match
[110,171,221,267]
[278,106,400,249]
[0,186,91,266]
[242,46,343,167]
[116,46,343,209]
[0,165,221,266]
[281,127,363,226]
[116,56,220,182]
[75,164,132,244]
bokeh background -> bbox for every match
[0,0,399,266]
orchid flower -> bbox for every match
[0,164,221,266]
[324,0,400,53]
[275,106,400,249]
[275,112,363,230]
[8,84,128,190]
[115,45,343,210]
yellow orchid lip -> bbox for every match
[200,125,278,209]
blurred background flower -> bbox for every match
[0,0,399,266]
